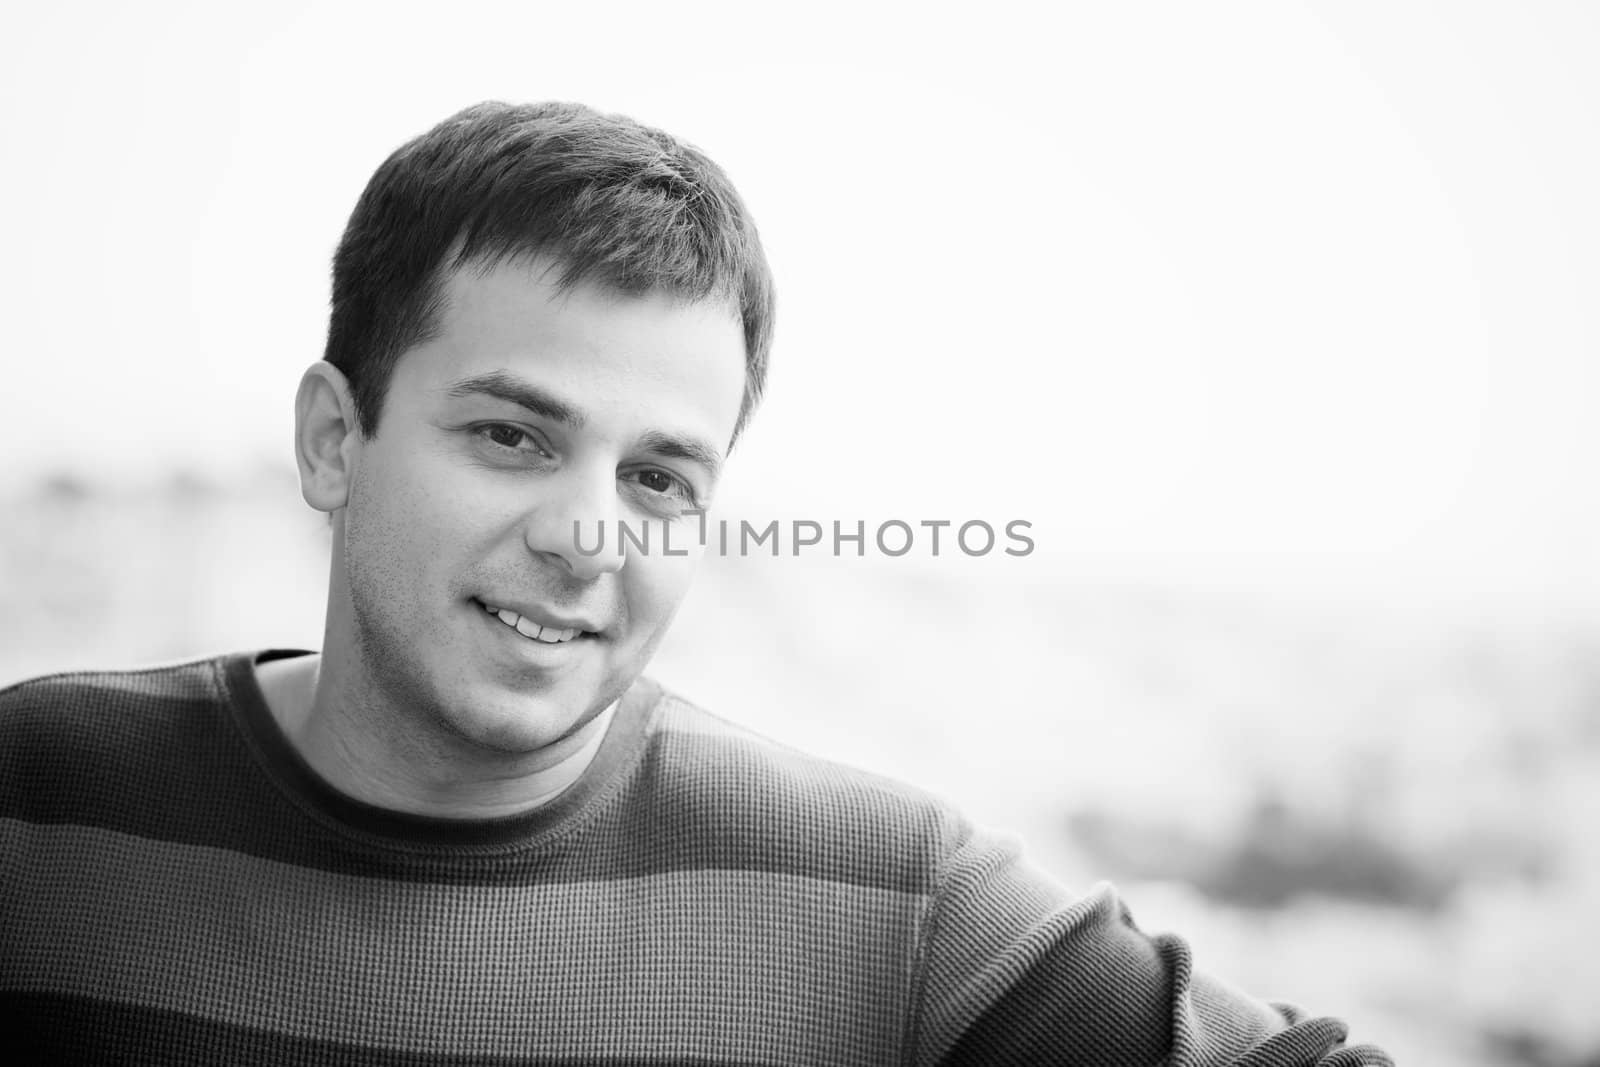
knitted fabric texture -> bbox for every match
[0,652,1393,1065]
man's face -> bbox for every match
[326,258,746,753]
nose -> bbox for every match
[522,467,625,581]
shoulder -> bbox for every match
[0,654,235,819]
[0,654,229,737]
[634,684,972,895]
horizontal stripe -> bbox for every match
[0,820,916,1064]
[2,658,945,894]
[3,991,766,1066]
[1,728,943,892]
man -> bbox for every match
[0,101,1391,1065]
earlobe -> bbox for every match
[295,361,360,513]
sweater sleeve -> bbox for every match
[905,820,1394,1067]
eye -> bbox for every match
[636,470,678,495]
[625,468,699,512]
[477,423,544,453]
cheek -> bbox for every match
[345,455,467,588]
[621,546,703,638]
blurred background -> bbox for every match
[3,2,1598,1063]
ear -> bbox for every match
[295,361,361,513]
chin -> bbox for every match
[436,692,582,754]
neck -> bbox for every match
[256,652,615,819]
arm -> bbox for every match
[906,823,1394,1067]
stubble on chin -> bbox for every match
[344,580,585,759]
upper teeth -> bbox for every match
[483,603,581,644]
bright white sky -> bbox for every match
[2,1,1596,598]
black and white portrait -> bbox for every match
[2,5,1596,1065]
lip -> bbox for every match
[472,597,605,636]
[473,603,597,657]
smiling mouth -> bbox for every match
[478,601,587,644]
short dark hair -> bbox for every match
[323,101,775,442]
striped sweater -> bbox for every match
[0,651,1392,1065]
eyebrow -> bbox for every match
[638,430,724,482]
[445,371,586,428]
[444,370,724,480]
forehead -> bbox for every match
[394,257,747,442]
